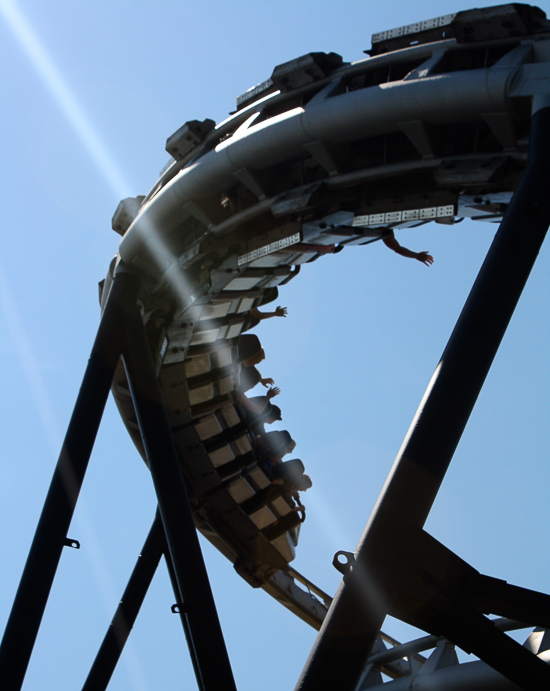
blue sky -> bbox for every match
[1,1,549,690]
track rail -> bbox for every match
[104,8,550,656]
[3,5,549,691]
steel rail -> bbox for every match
[118,60,529,268]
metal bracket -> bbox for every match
[64,537,80,550]
[333,551,355,575]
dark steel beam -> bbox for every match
[163,544,205,687]
[0,272,140,691]
[295,101,550,691]
[473,575,550,630]
[121,299,237,691]
[81,511,164,691]
[431,608,550,689]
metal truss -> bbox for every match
[2,6,550,691]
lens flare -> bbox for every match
[0,0,195,311]
[0,0,132,200]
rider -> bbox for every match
[382,230,434,266]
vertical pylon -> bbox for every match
[118,281,237,691]
[0,271,139,691]
[295,101,550,691]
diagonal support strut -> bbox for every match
[82,511,165,691]
[295,99,550,691]
[0,268,237,691]
[0,271,139,691]
[121,287,237,691]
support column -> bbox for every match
[0,271,140,691]
[163,545,205,686]
[122,301,237,691]
[295,103,550,691]
[82,511,165,691]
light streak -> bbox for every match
[0,2,159,687]
[0,0,132,199]
[0,0,193,307]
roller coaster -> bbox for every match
[1,4,550,690]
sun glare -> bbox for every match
[0,3,170,687]
[1,0,194,307]
[0,0,132,200]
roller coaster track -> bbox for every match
[1,4,550,691]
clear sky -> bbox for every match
[0,1,548,690]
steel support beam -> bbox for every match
[0,272,139,691]
[81,507,219,691]
[122,299,237,691]
[295,101,550,691]
[358,650,550,691]
[163,542,206,686]
[81,511,165,691]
